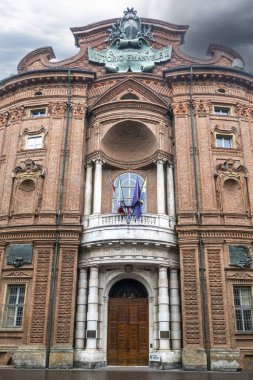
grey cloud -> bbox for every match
[1,0,253,78]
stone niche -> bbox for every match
[101,120,157,162]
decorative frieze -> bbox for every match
[71,103,87,118]
[48,102,67,117]
[234,103,252,119]
[0,111,9,127]
[8,106,26,123]
[193,99,212,114]
[172,101,189,115]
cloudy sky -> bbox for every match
[1,0,253,79]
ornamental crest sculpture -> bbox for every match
[88,8,172,73]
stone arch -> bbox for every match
[109,278,148,298]
[103,270,154,299]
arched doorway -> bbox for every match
[107,279,149,366]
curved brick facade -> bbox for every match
[0,9,253,372]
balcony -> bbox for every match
[81,213,176,248]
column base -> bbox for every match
[210,349,240,371]
[182,348,207,371]
[49,347,74,368]
[13,347,47,368]
[74,349,105,369]
[150,350,182,370]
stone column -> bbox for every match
[84,163,93,216]
[93,159,103,214]
[156,159,166,214]
[167,163,175,218]
[170,269,182,350]
[158,266,170,350]
[75,268,88,349]
[86,267,99,350]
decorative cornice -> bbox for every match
[177,229,253,241]
[17,47,56,73]
[86,149,172,169]
[0,69,96,97]
[90,100,168,116]
[164,66,253,89]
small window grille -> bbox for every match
[2,284,26,328]
[233,286,253,332]
[26,136,43,149]
[216,134,233,149]
[109,279,148,298]
[214,106,230,116]
[30,108,46,118]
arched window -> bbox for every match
[112,173,146,214]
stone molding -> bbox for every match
[86,149,173,169]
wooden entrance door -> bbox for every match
[107,298,149,366]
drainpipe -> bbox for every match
[45,69,72,368]
[189,67,211,371]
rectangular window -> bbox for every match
[214,106,231,116]
[2,284,26,328]
[233,286,253,332]
[30,108,46,118]
[216,134,233,148]
[26,136,43,149]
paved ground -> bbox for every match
[0,368,252,380]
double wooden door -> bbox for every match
[107,298,149,366]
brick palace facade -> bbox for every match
[0,8,253,371]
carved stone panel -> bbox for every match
[181,248,202,346]
[29,249,51,344]
[206,248,227,345]
[55,248,77,345]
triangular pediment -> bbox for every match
[91,78,168,110]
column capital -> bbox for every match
[92,155,105,165]
[167,161,174,169]
[155,158,167,165]
[85,161,93,168]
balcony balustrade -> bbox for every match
[81,213,176,247]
